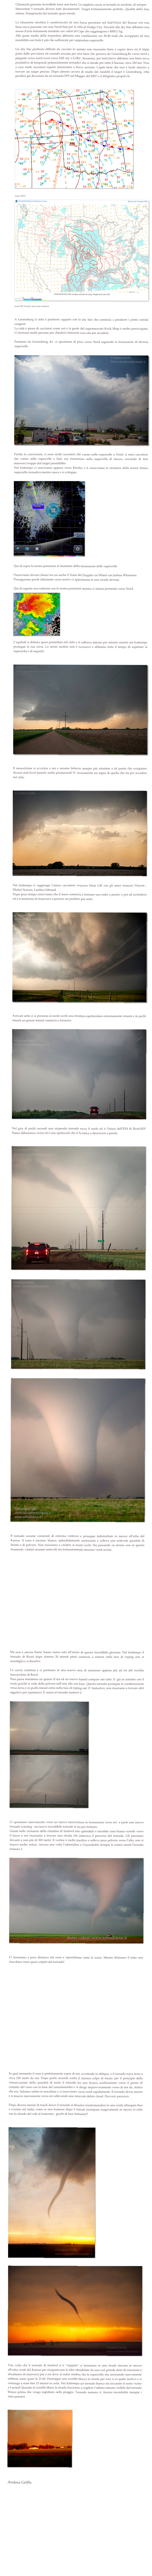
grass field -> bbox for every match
[12,987,145,1005]
[11,1249,146,1272]
[11,1496,145,1522]
[12,1357,145,1372]
[12,1112,145,1123]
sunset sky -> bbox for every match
[12,907,147,996]
[8,2124,95,2252]
[8,2262,142,2350]
[12,1027,146,1121]
[14,351,148,437]
[11,1142,146,1253]
[13,663,147,735]
[11,1276,146,1371]
[9,1853,144,1945]
[10,1374,145,1501]
[8,2406,72,2456]
[12,787,147,873]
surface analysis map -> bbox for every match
[15,87,133,192]
[15,200,149,300]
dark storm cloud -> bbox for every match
[12,787,147,842]
[12,908,147,994]
[13,664,147,726]
[39,2128,95,2211]
[12,1024,146,1123]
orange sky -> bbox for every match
[13,714,147,736]
[13,821,147,872]
[8,2406,72,2453]
[8,2265,142,2348]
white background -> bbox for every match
[1,4,152,2571]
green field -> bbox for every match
[11,1249,146,1271]
[9,1933,143,1945]
[12,987,145,1005]
[11,1496,145,1523]
[12,1112,145,1123]
[12,1357,144,1372]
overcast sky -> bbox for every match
[10,1747,89,1806]
[8,2122,95,2249]
[11,1374,145,1499]
[9,1854,144,1941]
[12,909,147,996]
[14,353,149,434]
[11,1142,146,1253]
[10,1696,89,1802]
[10,1699,89,1752]
[12,1028,146,1120]
[11,1277,145,1369]
[13,664,147,730]
[13,787,147,872]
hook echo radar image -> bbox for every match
[15,199,149,300]
[15,87,133,193]
[13,594,60,636]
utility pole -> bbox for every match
[27,1336,28,1360]
[98,1210,104,1253]
[21,1318,22,1361]
[124,1088,125,1114]
[86,1225,87,1250]
[65,710,66,731]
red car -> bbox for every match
[90,1106,99,1116]
[26,1241,50,1264]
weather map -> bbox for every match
[15,198,149,299]
[15,86,133,192]
[13,480,85,555]
[13,593,60,635]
